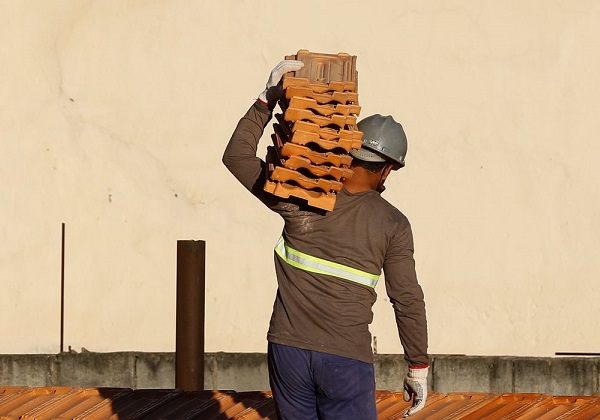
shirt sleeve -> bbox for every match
[223,101,304,214]
[222,100,271,193]
[383,219,429,367]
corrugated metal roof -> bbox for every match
[1,386,600,419]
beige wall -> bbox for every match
[2,1,599,357]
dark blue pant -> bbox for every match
[267,342,377,420]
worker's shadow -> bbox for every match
[96,387,278,419]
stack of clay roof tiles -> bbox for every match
[264,50,362,211]
[2,387,600,419]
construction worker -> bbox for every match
[223,60,429,419]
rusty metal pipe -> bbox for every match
[175,240,206,390]
[60,222,65,353]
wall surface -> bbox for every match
[1,1,599,357]
[1,352,599,397]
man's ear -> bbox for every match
[381,164,394,182]
[375,164,394,193]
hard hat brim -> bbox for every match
[350,147,387,163]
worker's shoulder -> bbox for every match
[381,199,411,230]
[351,191,410,227]
[370,192,408,217]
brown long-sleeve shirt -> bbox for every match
[223,101,428,366]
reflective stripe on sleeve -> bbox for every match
[274,236,380,288]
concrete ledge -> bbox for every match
[431,355,514,393]
[56,352,135,388]
[513,356,599,395]
[0,354,55,387]
[134,352,175,389]
[1,352,599,395]
[373,354,409,391]
[205,352,270,391]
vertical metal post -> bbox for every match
[60,222,65,353]
[175,240,206,391]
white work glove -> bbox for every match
[258,60,304,109]
[403,366,429,417]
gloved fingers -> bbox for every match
[274,59,304,73]
[404,395,427,417]
[267,60,304,88]
[403,387,412,402]
[403,377,414,402]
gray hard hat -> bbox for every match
[350,114,408,169]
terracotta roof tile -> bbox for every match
[287,49,358,86]
[1,387,599,419]
[263,49,361,212]
[284,86,359,105]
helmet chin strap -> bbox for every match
[376,171,387,193]
[375,163,394,193]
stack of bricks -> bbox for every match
[263,49,363,211]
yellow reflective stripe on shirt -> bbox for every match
[274,236,380,288]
